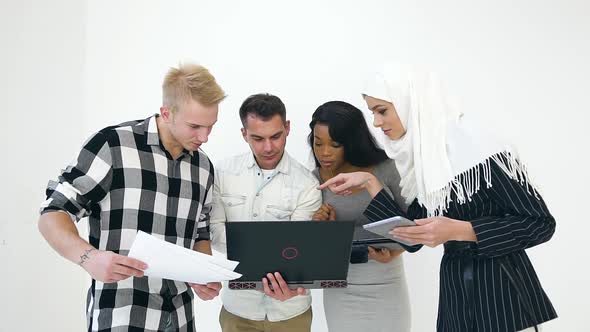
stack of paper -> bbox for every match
[128,231,242,284]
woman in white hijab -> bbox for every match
[319,63,557,332]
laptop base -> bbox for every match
[229,280,348,290]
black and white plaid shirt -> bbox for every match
[41,115,213,332]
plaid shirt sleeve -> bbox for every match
[194,156,214,241]
[209,167,228,252]
[40,132,113,221]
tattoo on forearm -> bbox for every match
[78,248,95,265]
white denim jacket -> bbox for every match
[210,151,322,322]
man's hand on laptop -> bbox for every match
[262,272,306,301]
[189,282,222,301]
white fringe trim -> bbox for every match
[422,151,539,217]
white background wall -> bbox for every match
[1,0,589,331]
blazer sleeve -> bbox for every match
[470,158,556,258]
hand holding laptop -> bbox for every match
[262,272,306,301]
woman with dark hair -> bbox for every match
[309,101,411,332]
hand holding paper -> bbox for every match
[128,231,241,284]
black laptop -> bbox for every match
[226,221,355,290]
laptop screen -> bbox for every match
[226,221,354,287]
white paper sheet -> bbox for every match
[128,231,242,284]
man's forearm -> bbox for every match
[209,223,227,254]
[193,239,212,255]
[38,211,95,265]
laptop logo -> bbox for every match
[281,246,299,260]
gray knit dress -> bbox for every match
[313,159,411,332]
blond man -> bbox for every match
[39,64,225,332]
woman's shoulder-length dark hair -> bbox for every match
[308,100,388,168]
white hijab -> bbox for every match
[362,62,537,216]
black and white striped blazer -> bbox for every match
[364,158,557,332]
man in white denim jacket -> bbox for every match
[210,93,322,332]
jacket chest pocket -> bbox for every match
[265,205,294,221]
[221,194,246,220]
[261,182,296,221]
